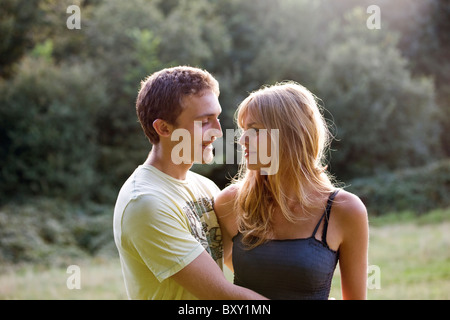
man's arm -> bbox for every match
[171,250,267,300]
[122,194,264,299]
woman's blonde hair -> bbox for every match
[233,81,336,248]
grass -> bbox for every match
[329,208,450,300]
[1,209,449,300]
[330,221,450,299]
[0,256,127,300]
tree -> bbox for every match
[317,8,441,179]
[0,56,109,203]
[0,0,41,78]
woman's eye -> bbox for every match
[247,128,260,135]
[245,128,260,136]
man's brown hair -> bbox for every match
[136,66,220,144]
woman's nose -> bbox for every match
[238,132,247,146]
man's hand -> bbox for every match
[171,250,267,300]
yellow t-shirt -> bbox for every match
[113,164,223,299]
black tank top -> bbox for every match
[232,190,340,300]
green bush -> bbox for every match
[347,159,450,215]
[0,57,108,203]
[317,7,442,179]
[0,0,447,207]
[0,198,114,266]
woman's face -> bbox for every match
[238,112,279,175]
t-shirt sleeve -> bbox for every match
[120,194,205,282]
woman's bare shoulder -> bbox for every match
[333,189,368,224]
[214,184,239,217]
[215,184,239,205]
[214,184,240,239]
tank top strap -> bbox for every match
[311,212,326,238]
[321,189,340,246]
[311,190,339,238]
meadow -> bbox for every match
[0,209,448,300]
[1,0,448,302]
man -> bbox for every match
[113,66,265,299]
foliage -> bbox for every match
[0,0,448,207]
[317,8,442,179]
[0,0,41,78]
[347,159,450,215]
[0,56,108,202]
[0,198,114,266]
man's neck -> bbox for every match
[144,146,192,180]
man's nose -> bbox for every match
[214,119,223,138]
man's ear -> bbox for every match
[152,119,173,139]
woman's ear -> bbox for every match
[152,119,173,139]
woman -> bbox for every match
[214,82,369,300]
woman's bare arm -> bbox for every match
[336,191,369,300]
[214,185,239,271]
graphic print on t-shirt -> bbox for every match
[182,197,223,267]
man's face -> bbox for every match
[171,90,223,164]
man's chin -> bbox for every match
[199,145,214,164]
[188,144,215,165]
[195,153,214,164]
